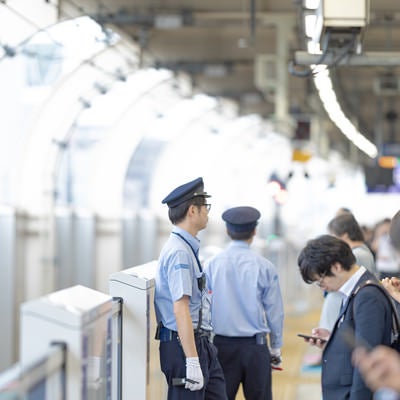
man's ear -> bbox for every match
[187,204,197,217]
[331,262,342,273]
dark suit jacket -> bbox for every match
[321,270,393,400]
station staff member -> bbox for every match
[204,206,284,400]
[154,177,227,400]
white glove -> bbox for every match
[270,348,282,370]
[185,357,204,391]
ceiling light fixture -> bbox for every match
[312,64,378,158]
[304,0,320,10]
[304,14,317,38]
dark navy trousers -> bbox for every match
[213,335,272,400]
[159,335,228,400]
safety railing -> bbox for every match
[111,297,123,400]
[0,296,124,400]
[0,342,67,400]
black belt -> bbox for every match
[158,326,212,342]
[214,333,267,345]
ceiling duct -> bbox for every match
[93,9,194,29]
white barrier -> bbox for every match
[20,285,113,400]
[109,261,166,400]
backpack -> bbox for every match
[352,280,400,352]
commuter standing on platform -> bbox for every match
[317,212,378,332]
[154,177,227,400]
[353,209,400,399]
[328,212,377,276]
[298,235,393,400]
[204,206,284,400]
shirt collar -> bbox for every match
[229,240,250,249]
[172,226,200,254]
[339,265,366,300]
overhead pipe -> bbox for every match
[250,0,256,44]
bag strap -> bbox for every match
[353,280,400,344]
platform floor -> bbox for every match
[237,303,323,400]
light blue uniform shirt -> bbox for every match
[154,226,212,331]
[204,240,284,348]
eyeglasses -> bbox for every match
[313,270,328,287]
[203,203,212,212]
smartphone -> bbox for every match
[297,333,327,344]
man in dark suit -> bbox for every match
[298,234,393,400]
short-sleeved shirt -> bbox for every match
[154,226,212,331]
[204,240,284,349]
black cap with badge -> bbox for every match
[162,177,211,208]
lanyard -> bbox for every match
[172,232,203,273]
[172,231,204,331]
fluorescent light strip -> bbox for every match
[305,14,317,38]
[312,65,378,158]
[304,0,320,10]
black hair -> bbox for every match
[226,229,255,241]
[168,196,206,224]
[336,207,352,215]
[328,213,365,241]
[297,234,356,284]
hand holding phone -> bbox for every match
[297,333,327,344]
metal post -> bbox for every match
[112,297,123,400]
[276,22,290,123]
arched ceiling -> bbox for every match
[53,0,400,166]
[1,0,399,219]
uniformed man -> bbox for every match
[204,206,284,400]
[154,177,228,400]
